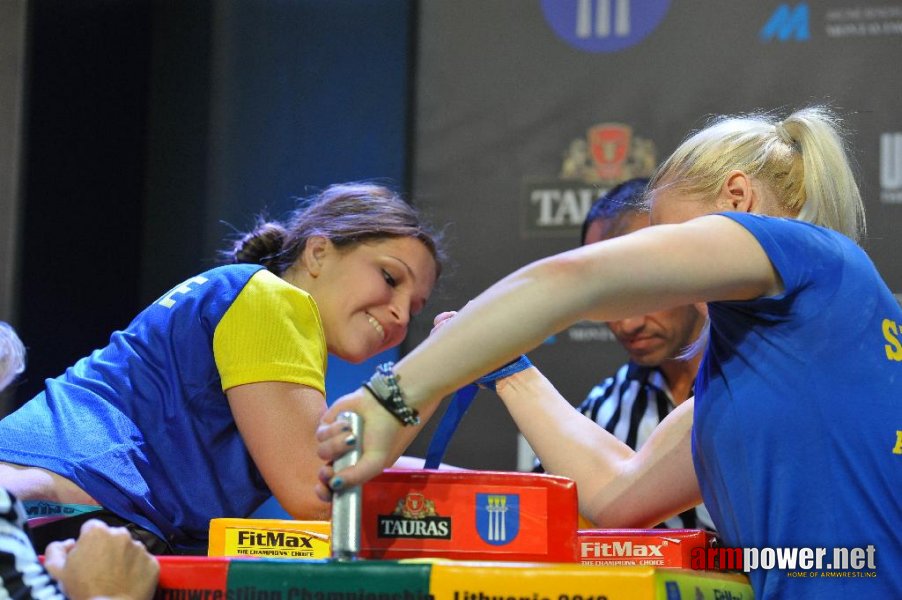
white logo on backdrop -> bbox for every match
[576,0,631,38]
[541,0,669,53]
[880,132,902,204]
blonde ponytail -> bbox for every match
[651,106,866,242]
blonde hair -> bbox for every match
[649,106,866,242]
[0,322,26,392]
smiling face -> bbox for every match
[585,209,707,366]
[294,236,437,364]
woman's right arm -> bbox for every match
[494,367,701,528]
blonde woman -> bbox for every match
[318,108,900,599]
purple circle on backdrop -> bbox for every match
[540,0,672,53]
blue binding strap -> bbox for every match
[424,355,532,468]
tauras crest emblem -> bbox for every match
[560,122,656,184]
[393,492,436,519]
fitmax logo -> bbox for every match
[760,3,810,42]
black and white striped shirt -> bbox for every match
[0,488,65,600]
[537,362,715,531]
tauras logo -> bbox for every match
[528,185,599,229]
[582,540,666,557]
[236,530,314,548]
[377,492,452,539]
[377,516,451,539]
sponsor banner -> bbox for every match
[227,560,433,599]
[653,569,754,600]
[360,469,578,562]
[155,557,753,600]
[578,529,717,568]
[207,519,331,559]
[427,561,752,600]
[156,556,229,600]
[760,3,902,42]
[155,558,433,600]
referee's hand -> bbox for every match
[44,519,159,600]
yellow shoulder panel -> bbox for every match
[213,270,326,392]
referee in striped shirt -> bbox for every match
[534,178,714,531]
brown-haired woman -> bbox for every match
[0,182,444,554]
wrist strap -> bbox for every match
[362,362,420,427]
[424,355,533,468]
[475,354,533,391]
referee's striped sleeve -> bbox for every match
[0,489,65,600]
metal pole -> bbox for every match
[330,411,362,560]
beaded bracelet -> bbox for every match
[362,362,420,427]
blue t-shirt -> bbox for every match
[0,264,327,552]
[694,214,902,598]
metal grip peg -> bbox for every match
[330,411,362,560]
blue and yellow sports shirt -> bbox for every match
[0,264,326,552]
